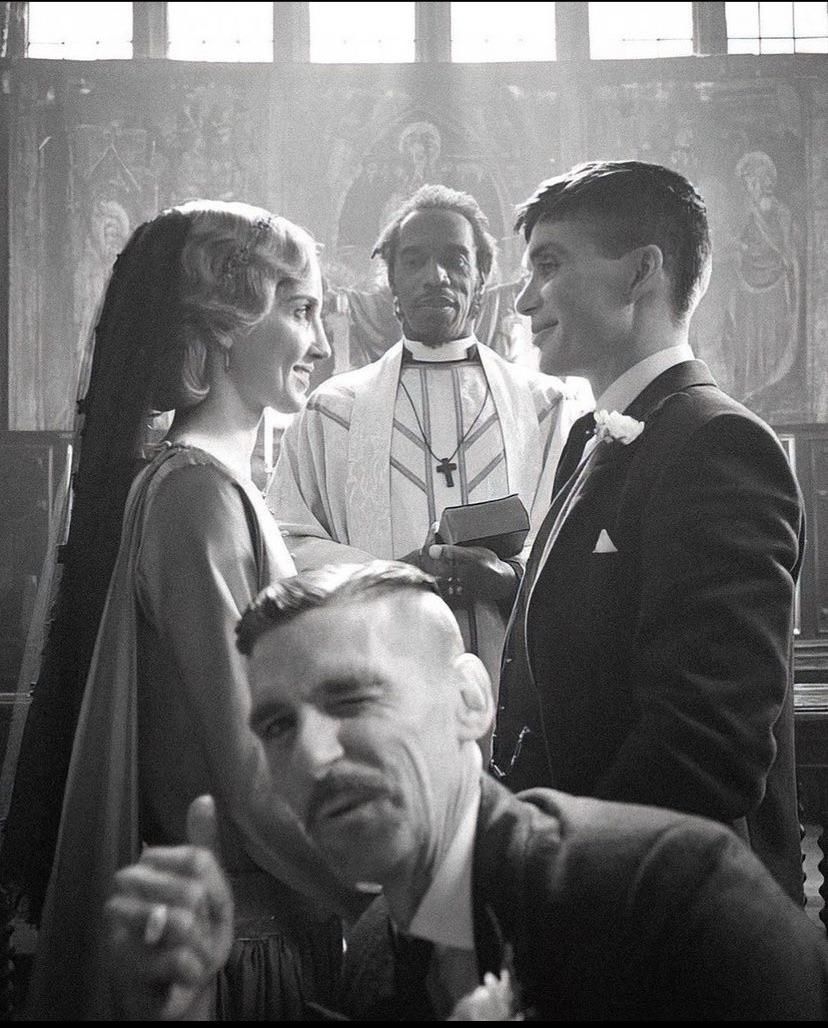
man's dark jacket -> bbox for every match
[493,361,805,901]
[340,775,828,1020]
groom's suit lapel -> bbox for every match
[551,410,597,494]
[535,360,717,572]
[522,360,717,641]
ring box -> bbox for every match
[436,493,530,559]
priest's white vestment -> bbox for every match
[269,339,583,725]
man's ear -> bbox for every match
[626,244,663,300]
[453,652,494,742]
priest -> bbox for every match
[269,185,584,743]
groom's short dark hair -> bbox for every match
[515,160,711,319]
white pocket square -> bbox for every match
[593,528,618,554]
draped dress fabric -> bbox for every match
[27,444,341,1020]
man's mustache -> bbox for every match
[306,768,389,828]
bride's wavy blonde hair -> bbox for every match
[152,199,318,411]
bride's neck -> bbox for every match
[166,404,260,482]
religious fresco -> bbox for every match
[279,66,562,276]
[724,149,801,413]
[152,77,271,208]
[335,117,504,283]
[8,73,54,430]
[324,111,512,368]
[5,58,827,429]
[807,80,828,420]
[583,75,809,425]
[275,66,562,371]
[69,126,157,414]
[7,63,272,430]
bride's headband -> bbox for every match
[223,216,275,281]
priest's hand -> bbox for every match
[400,524,520,608]
[404,513,518,609]
[429,542,520,607]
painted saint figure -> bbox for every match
[723,150,801,409]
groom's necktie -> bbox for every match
[522,411,597,593]
[494,410,598,779]
[528,413,602,595]
[550,410,597,499]
[501,411,596,662]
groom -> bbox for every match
[492,160,806,903]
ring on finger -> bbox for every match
[445,575,463,597]
[144,903,169,946]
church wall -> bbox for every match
[0,52,826,690]
[2,53,825,431]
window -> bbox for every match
[309,1,415,63]
[726,2,828,53]
[22,0,828,65]
[27,1,132,59]
[167,1,274,61]
[588,1,693,59]
[451,2,556,62]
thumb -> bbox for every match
[186,794,219,854]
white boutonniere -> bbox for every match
[448,943,530,1021]
[448,967,524,1021]
[593,409,645,446]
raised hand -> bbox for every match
[104,795,234,1020]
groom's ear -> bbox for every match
[625,244,664,301]
[453,653,494,742]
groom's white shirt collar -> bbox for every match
[595,342,694,416]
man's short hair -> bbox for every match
[236,560,439,656]
[515,160,711,318]
[372,183,497,290]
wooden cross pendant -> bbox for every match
[436,457,458,487]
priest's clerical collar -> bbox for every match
[403,334,478,363]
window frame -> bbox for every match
[9,2,828,63]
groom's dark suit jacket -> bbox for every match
[492,360,805,901]
[339,775,828,1021]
